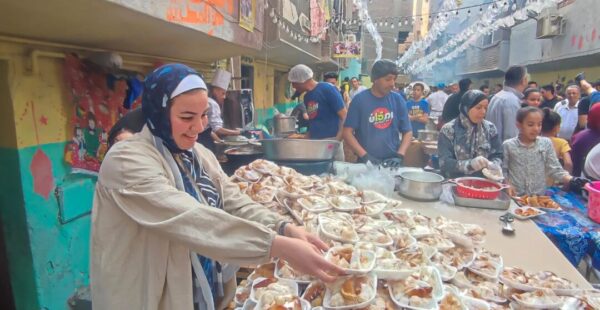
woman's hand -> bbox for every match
[285,225,329,252]
[271,236,345,283]
[470,156,490,171]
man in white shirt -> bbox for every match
[485,65,528,142]
[349,77,367,100]
[427,83,449,118]
[553,85,580,141]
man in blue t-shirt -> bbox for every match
[288,64,347,159]
[343,59,413,168]
[406,82,430,136]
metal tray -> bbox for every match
[451,186,510,210]
[259,138,340,161]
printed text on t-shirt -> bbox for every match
[369,107,394,129]
[306,101,319,119]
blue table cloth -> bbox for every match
[532,187,600,269]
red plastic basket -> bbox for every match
[451,177,507,200]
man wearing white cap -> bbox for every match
[288,64,347,160]
[206,69,242,139]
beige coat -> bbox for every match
[90,127,281,309]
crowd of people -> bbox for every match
[286,61,598,196]
[92,61,599,309]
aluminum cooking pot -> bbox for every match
[273,116,297,137]
[396,170,445,201]
[418,130,439,142]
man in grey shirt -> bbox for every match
[485,66,529,141]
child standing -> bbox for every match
[541,108,573,173]
[522,88,542,108]
[406,82,430,137]
[503,107,577,196]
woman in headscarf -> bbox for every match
[90,64,343,310]
[438,90,503,178]
[571,103,600,177]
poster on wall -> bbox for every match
[239,0,255,31]
[333,34,361,58]
[63,54,138,174]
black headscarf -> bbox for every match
[459,90,488,120]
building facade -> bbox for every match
[0,0,339,308]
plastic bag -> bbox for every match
[347,164,397,197]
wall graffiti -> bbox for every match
[27,100,55,200]
[166,0,234,35]
[570,27,599,51]
[63,54,131,173]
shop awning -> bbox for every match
[0,0,262,63]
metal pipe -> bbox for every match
[0,34,213,72]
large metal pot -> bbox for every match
[396,171,445,201]
[273,116,297,137]
[260,138,340,161]
[418,130,439,142]
[222,145,263,175]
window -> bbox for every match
[481,31,494,46]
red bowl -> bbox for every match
[452,177,506,200]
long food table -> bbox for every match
[233,160,596,309]
[392,194,592,289]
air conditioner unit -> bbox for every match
[536,14,566,39]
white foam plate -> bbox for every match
[250,277,299,303]
[325,246,376,275]
[318,222,359,244]
[511,207,546,220]
[512,292,564,309]
[297,196,332,213]
[274,260,312,285]
[388,267,444,310]
[254,297,311,310]
[327,195,362,212]
[373,258,417,280]
[322,274,377,310]
[360,190,389,204]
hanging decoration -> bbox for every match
[396,0,458,68]
[266,0,328,44]
[406,0,506,74]
[355,0,383,61]
[63,54,133,173]
[408,0,559,74]
[310,0,327,40]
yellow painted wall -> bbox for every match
[0,41,157,149]
[0,42,71,149]
[530,66,600,88]
[253,62,274,110]
[274,70,289,104]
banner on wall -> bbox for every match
[310,0,326,40]
[63,54,140,173]
[239,0,255,31]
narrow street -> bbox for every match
[0,0,599,309]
